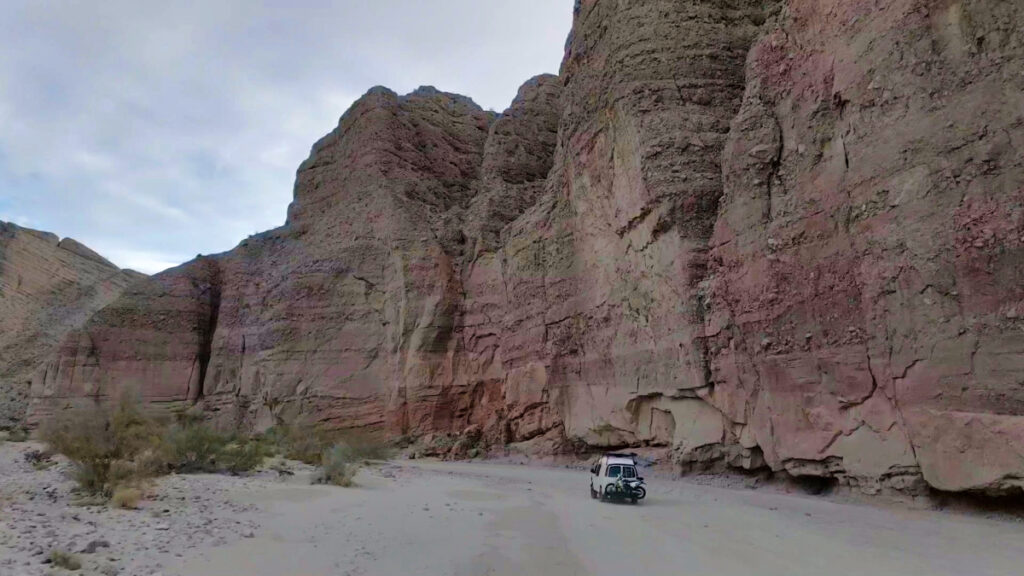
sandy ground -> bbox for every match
[2,441,1024,576]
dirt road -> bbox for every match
[172,460,1024,576]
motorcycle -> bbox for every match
[610,476,647,504]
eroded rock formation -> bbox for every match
[706,0,1024,494]
[0,222,141,428]
[27,0,1024,495]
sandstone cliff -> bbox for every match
[0,222,141,428]
[706,0,1024,494]
[29,0,1024,495]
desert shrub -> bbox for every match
[41,409,114,494]
[218,438,268,474]
[40,397,163,496]
[314,444,359,487]
[111,486,142,509]
[287,428,333,465]
[161,422,229,473]
[49,549,82,571]
[264,422,334,465]
[162,420,268,474]
[262,422,394,465]
[110,396,164,453]
[133,446,171,478]
[105,459,140,490]
[334,432,394,462]
[7,428,29,442]
[42,393,270,500]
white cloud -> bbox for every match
[0,1,573,271]
[0,214,36,228]
[99,248,187,275]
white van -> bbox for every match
[589,453,647,503]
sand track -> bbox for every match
[2,442,1023,576]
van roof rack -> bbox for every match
[605,452,638,460]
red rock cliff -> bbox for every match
[29,0,1024,494]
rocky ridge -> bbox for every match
[23,0,1024,495]
[0,222,141,428]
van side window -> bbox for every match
[591,463,600,475]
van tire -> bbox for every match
[590,486,598,499]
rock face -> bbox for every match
[32,85,500,433]
[0,222,141,428]
[706,0,1024,494]
[29,0,1024,495]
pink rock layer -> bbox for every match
[27,0,1024,494]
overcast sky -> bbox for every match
[0,1,573,274]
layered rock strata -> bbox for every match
[705,0,1024,494]
[28,0,1024,494]
[0,222,141,428]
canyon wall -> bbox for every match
[0,222,141,428]
[705,0,1024,493]
[27,0,1024,494]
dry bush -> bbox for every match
[308,430,394,487]
[335,431,394,462]
[42,393,269,502]
[262,422,334,465]
[40,395,163,497]
[49,549,82,571]
[262,423,394,466]
[314,444,359,487]
[111,486,142,509]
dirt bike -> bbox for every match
[608,476,647,504]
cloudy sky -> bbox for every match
[0,1,573,274]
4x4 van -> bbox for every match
[589,453,647,503]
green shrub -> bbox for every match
[161,422,229,473]
[162,421,268,474]
[49,549,82,571]
[7,428,29,442]
[315,445,359,487]
[219,439,267,474]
